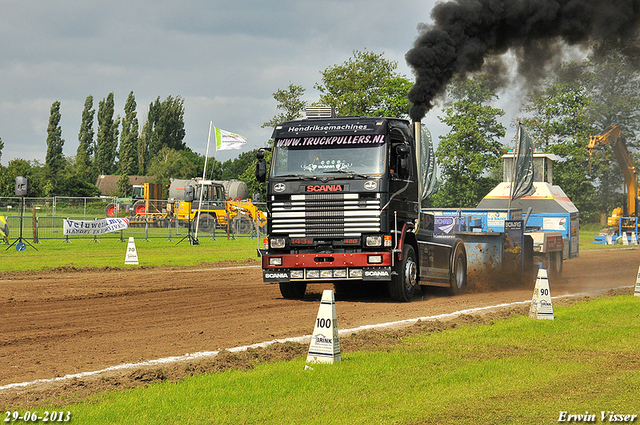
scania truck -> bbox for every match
[256,117,467,302]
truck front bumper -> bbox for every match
[262,252,392,283]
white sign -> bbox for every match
[125,237,139,265]
[529,268,554,320]
[307,290,341,364]
[63,218,129,235]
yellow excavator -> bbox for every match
[588,125,638,229]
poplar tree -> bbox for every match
[119,91,139,176]
[95,93,118,175]
[77,95,95,182]
[45,100,65,195]
[139,95,186,174]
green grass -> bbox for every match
[0,236,261,272]
[36,295,640,424]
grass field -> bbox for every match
[0,236,261,273]
[25,295,639,424]
[3,223,639,424]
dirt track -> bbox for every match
[1,247,638,393]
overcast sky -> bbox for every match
[0,0,533,170]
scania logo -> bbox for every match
[364,180,377,190]
[273,183,286,192]
[364,270,390,277]
[265,272,288,279]
[306,184,343,192]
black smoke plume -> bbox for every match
[406,0,640,121]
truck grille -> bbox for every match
[271,193,381,237]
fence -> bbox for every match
[0,196,266,244]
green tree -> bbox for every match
[0,136,4,164]
[432,76,506,208]
[120,91,139,176]
[0,159,38,197]
[315,50,412,117]
[519,64,598,221]
[77,95,95,183]
[140,96,187,173]
[116,174,132,198]
[262,84,307,128]
[45,100,66,195]
[96,93,118,175]
[147,147,200,198]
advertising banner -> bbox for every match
[63,218,129,235]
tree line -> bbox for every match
[1,46,639,225]
[0,93,254,199]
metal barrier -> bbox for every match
[0,196,266,244]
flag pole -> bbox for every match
[194,121,214,241]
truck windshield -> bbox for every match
[271,138,386,177]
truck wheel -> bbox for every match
[279,282,307,300]
[388,245,417,302]
[548,252,563,281]
[105,203,118,217]
[198,214,216,233]
[133,200,146,215]
[232,215,252,234]
[448,243,467,295]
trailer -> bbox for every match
[425,152,579,282]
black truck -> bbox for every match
[256,116,466,302]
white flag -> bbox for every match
[215,127,247,151]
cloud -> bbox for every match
[0,0,435,166]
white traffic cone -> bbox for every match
[631,232,638,245]
[622,232,629,245]
[635,265,640,297]
[124,237,139,265]
[529,267,554,320]
[306,289,341,364]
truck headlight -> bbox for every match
[291,270,304,279]
[334,269,347,278]
[368,255,383,264]
[270,238,286,249]
[366,235,382,247]
[269,257,283,266]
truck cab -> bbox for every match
[256,116,466,301]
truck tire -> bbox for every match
[105,203,118,217]
[279,282,307,300]
[388,245,417,302]
[232,215,252,234]
[198,214,217,233]
[133,200,146,215]
[548,251,563,281]
[448,243,467,295]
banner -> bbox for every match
[511,123,535,201]
[0,216,8,242]
[215,127,247,151]
[419,124,439,200]
[63,218,129,236]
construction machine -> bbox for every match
[105,182,170,227]
[588,125,640,241]
[169,178,266,234]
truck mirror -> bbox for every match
[396,145,411,178]
[256,149,267,183]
